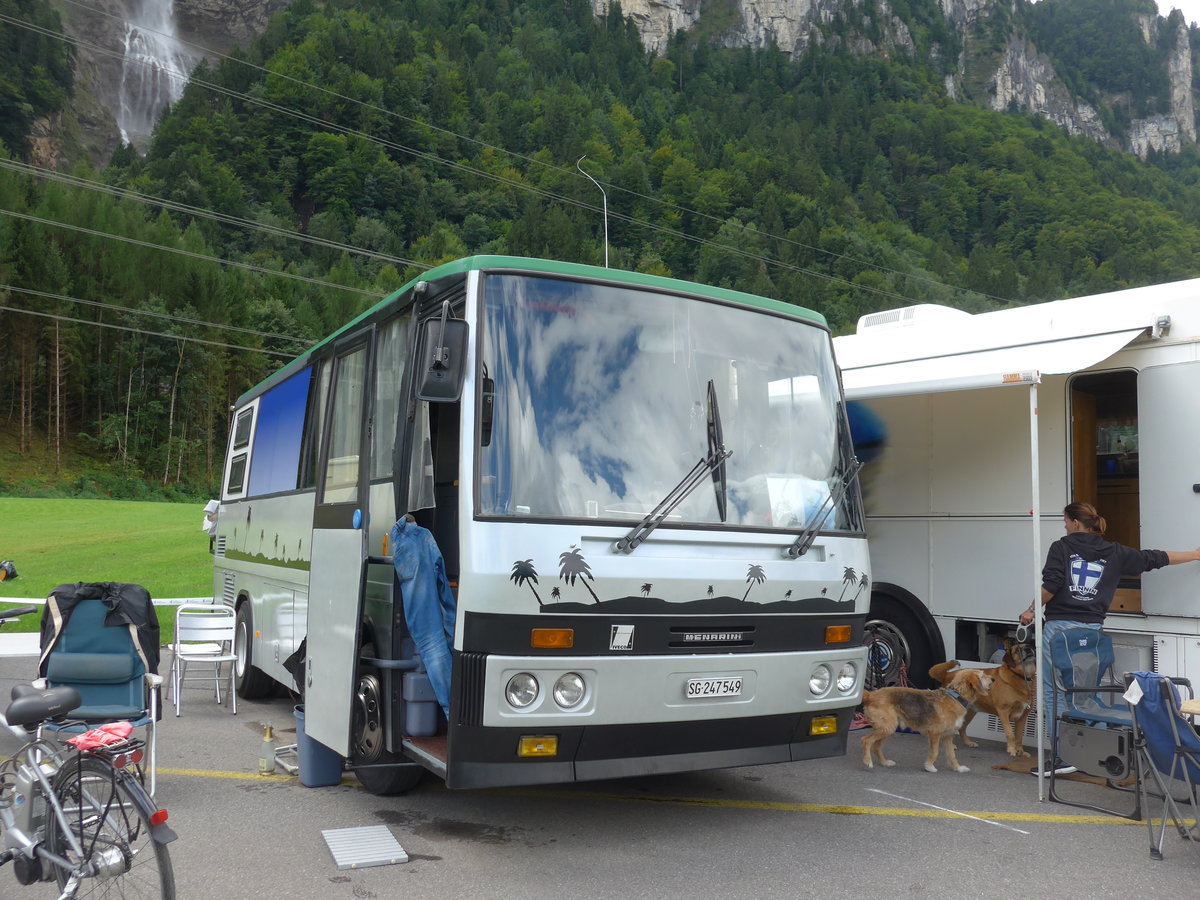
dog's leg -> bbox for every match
[997,710,1021,758]
[943,735,969,773]
[1010,710,1032,758]
[923,734,940,773]
[861,732,876,769]
[959,709,979,748]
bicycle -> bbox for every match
[0,604,177,898]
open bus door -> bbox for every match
[305,334,374,756]
[1139,359,1200,618]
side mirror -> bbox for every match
[415,301,468,402]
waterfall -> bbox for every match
[117,0,204,147]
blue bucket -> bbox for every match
[293,705,344,787]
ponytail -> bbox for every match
[1064,501,1106,535]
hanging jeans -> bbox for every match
[390,518,457,719]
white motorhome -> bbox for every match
[833,283,1199,744]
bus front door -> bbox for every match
[305,338,372,757]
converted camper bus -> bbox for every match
[833,283,1199,746]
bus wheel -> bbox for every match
[234,602,274,699]
[352,668,424,796]
[864,596,934,690]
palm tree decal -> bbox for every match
[707,585,714,597]
[641,583,652,596]
[510,559,543,606]
[836,567,858,603]
[559,546,601,603]
[784,589,793,600]
[742,565,766,601]
[851,572,870,603]
[550,587,561,601]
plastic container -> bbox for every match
[293,705,344,787]
[402,672,438,737]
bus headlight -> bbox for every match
[505,673,539,708]
[809,664,832,696]
[553,673,586,709]
[836,661,858,693]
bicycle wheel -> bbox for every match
[47,755,175,899]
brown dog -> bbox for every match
[928,641,1037,759]
[860,668,994,773]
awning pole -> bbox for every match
[1030,380,1046,798]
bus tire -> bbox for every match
[864,594,936,690]
[234,602,275,699]
[352,660,424,796]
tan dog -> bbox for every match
[928,640,1037,759]
[860,669,994,773]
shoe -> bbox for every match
[1028,756,1077,776]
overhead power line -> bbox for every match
[0,305,297,357]
[0,207,384,298]
[0,283,317,345]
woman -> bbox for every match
[1019,501,1200,772]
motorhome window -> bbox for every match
[248,368,312,496]
[1070,370,1139,552]
[232,408,253,449]
[322,347,367,504]
[478,274,859,531]
[226,454,247,494]
[372,316,409,481]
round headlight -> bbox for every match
[809,664,832,696]
[553,673,586,709]
[505,673,539,708]
[836,661,857,693]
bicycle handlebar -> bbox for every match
[0,604,38,623]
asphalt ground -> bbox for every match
[2,649,1197,900]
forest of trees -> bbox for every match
[5,0,1200,497]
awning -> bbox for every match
[839,328,1146,399]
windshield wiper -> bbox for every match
[783,457,864,559]
[615,380,732,554]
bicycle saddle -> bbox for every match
[5,685,82,730]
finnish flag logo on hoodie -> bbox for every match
[1069,554,1106,598]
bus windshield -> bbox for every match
[478,273,861,533]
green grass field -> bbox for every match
[0,497,216,635]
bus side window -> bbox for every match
[300,362,331,490]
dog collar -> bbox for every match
[945,688,968,707]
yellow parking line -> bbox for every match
[158,766,1192,829]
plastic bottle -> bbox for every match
[258,722,276,775]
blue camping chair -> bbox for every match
[1127,672,1200,860]
[37,586,162,794]
[1046,628,1138,818]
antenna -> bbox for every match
[576,156,609,268]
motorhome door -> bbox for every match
[1139,360,1200,617]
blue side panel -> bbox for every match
[248,367,313,496]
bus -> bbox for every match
[213,255,869,793]
[832,282,1200,746]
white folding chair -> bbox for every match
[168,603,238,716]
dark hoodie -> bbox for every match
[1042,532,1169,624]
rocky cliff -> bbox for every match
[595,0,1198,160]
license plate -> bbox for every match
[686,677,743,699]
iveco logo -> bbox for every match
[683,632,744,642]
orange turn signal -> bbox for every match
[531,628,574,649]
[825,625,851,644]
[518,735,558,757]
[810,716,837,736]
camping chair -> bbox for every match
[167,603,238,717]
[38,587,161,795]
[1046,627,1139,818]
[1126,672,1200,860]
